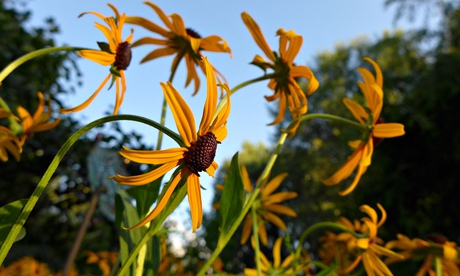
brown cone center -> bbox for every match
[186,132,218,176]
[114,42,132,71]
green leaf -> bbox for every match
[115,188,146,275]
[97,41,112,53]
[219,153,244,233]
[0,199,28,247]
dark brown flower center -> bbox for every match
[186,28,202,39]
[114,42,132,71]
[186,132,218,176]
[427,233,448,245]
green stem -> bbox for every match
[251,206,262,276]
[156,53,181,150]
[0,46,86,84]
[0,114,183,265]
[197,132,289,276]
[287,113,370,133]
[214,73,278,116]
[294,222,366,261]
[435,256,443,276]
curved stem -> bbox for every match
[214,73,278,116]
[0,114,183,265]
[0,46,86,83]
[287,113,370,133]
[251,206,262,276]
[0,46,87,133]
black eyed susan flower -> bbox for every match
[17,92,60,146]
[386,234,460,275]
[126,1,231,95]
[239,165,297,246]
[322,58,405,195]
[60,4,133,115]
[241,12,319,135]
[331,204,402,275]
[110,57,230,232]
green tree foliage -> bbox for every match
[0,1,148,272]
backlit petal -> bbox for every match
[78,50,115,66]
[110,160,179,186]
[187,174,203,232]
[373,123,405,138]
[119,146,186,164]
[241,12,275,61]
[198,57,217,135]
[262,172,288,197]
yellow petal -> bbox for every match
[200,35,232,54]
[373,123,405,138]
[264,204,297,217]
[258,222,268,246]
[364,57,383,88]
[185,56,200,95]
[240,165,253,193]
[338,164,367,196]
[120,146,186,164]
[268,92,287,125]
[205,161,218,177]
[273,237,283,268]
[79,50,115,66]
[187,174,203,232]
[161,82,197,146]
[343,98,368,124]
[241,12,275,61]
[110,160,179,186]
[144,1,174,32]
[140,47,177,63]
[264,191,297,204]
[263,212,287,230]
[290,65,319,95]
[262,172,288,197]
[240,214,253,244]
[170,13,187,36]
[125,16,169,37]
[198,57,218,135]
[322,144,363,186]
[123,171,183,230]
[60,74,112,114]
[131,36,168,47]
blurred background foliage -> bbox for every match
[1,0,459,274]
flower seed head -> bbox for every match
[186,28,202,39]
[114,42,132,71]
[186,132,218,176]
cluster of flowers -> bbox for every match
[1,1,459,275]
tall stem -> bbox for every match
[251,206,262,276]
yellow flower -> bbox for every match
[241,12,319,135]
[17,92,60,146]
[332,204,402,275]
[239,165,297,246]
[86,251,118,276]
[110,57,230,232]
[386,233,460,275]
[244,237,304,275]
[0,125,21,162]
[60,4,133,115]
[322,57,405,195]
[126,1,231,95]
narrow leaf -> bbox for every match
[0,199,28,247]
[219,153,244,232]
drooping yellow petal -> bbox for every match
[205,161,218,177]
[131,37,168,47]
[338,164,366,196]
[124,171,183,230]
[200,35,232,54]
[290,65,319,95]
[187,174,203,232]
[161,82,197,146]
[373,123,405,138]
[144,1,174,33]
[364,57,383,88]
[323,140,366,187]
[126,16,170,37]
[185,56,200,95]
[268,92,287,125]
[60,74,112,114]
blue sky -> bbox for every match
[22,0,424,229]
